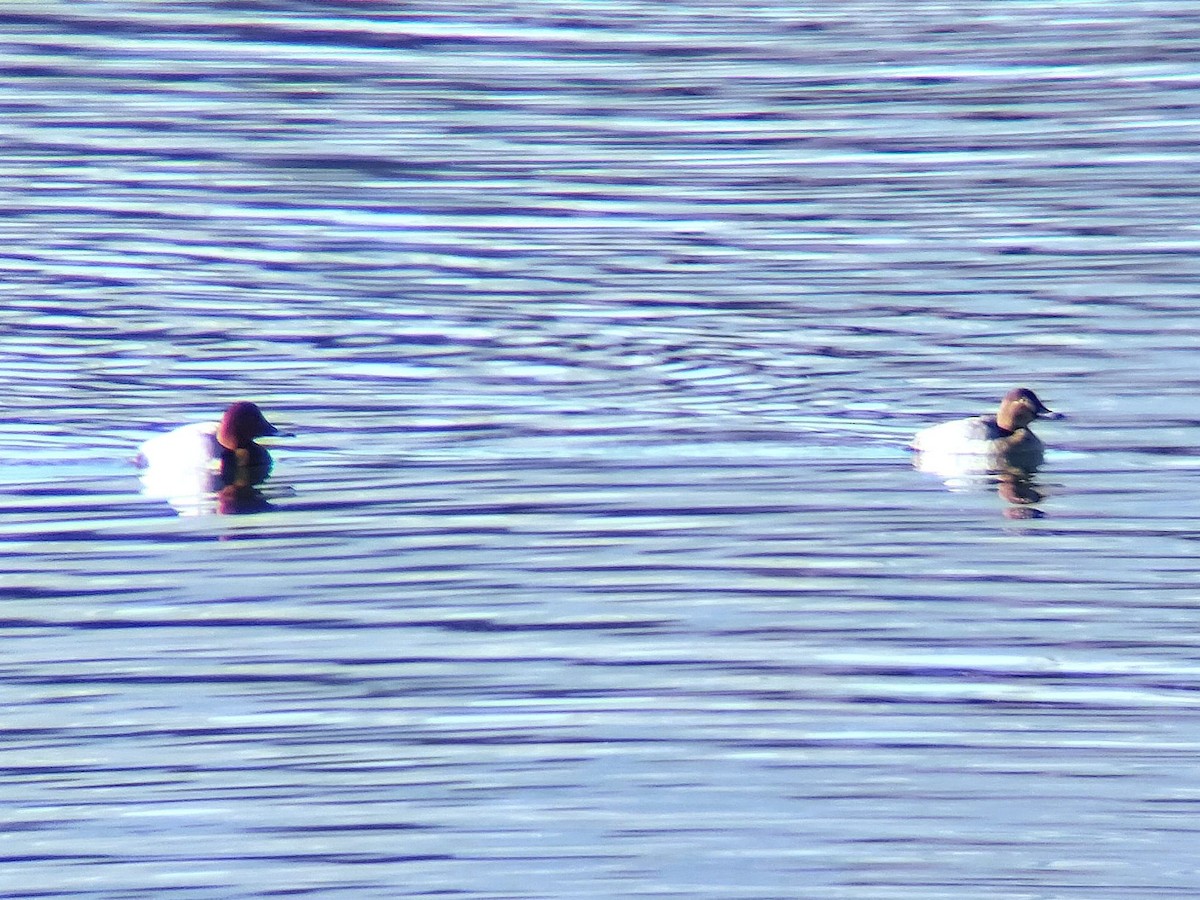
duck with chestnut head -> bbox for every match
[135,401,283,512]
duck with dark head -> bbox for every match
[213,400,279,482]
[136,400,285,514]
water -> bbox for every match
[2,2,1200,897]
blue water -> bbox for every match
[2,3,1200,898]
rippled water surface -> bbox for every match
[4,2,1200,897]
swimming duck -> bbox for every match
[135,401,280,484]
[911,387,1060,475]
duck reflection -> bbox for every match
[139,450,277,516]
[913,451,1051,516]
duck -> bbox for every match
[135,401,280,489]
[910,387,1061,476]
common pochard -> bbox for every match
[135,400,281,498]
[911,387,1061,475]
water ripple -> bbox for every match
[3,2,1200,898]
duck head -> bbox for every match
[216,401,279,451]
[996,388,1059,432]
